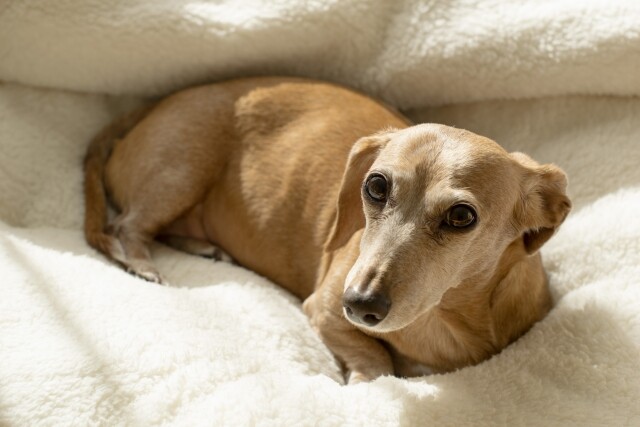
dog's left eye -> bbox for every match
[445,204,477,228]
[364,173,388,203]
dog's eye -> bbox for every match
[364,173,388,203]
[445,204,476,228]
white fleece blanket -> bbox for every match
[1,1,640,425]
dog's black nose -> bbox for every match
[342,287,391,327]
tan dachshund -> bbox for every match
[84,77,571,383]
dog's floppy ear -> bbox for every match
[325,130,395,251]
[511,152,572,254]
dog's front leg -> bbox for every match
[303,290,394,384]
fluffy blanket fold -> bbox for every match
[1,1,639,425]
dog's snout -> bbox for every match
[342,287,391,327]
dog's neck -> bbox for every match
[372,236,551,375]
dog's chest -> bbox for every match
[379,308,494,375]
[386,346,435,378]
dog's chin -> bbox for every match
[342,308,413,334]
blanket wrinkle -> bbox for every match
[2,0,640,106]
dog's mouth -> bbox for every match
[342,305,409,334]
[343,305,422,335]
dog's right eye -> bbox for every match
[364,173,388,203]
[444,204,477,229]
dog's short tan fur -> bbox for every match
[84,77,571,382]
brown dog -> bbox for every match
[84,77,571,382]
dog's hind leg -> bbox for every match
[157,235,233,263]
[108,213,164,283]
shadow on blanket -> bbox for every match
[3,235,138,421]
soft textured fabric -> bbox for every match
[1,1,639,425]
[2,0,640,107]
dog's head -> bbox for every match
[327,124,571,332]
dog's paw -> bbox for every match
[347,370,375,384]
[194,245,233,263]
[209,247,234,263]
[126,266,166,285]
